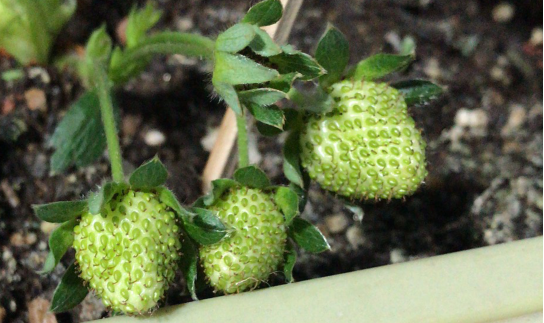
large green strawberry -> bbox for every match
[299,80,427,200]
[73,189,182,314]
[199,186,287,294]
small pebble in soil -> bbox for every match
[1,179,20,208]
[200,127,218,152]
[454,108,489,137]
[492,2,515,23]
[501,105,526,137]
[144,129,166,146]
[24,88,47,111]
[325,214,349,234]
[346,226,365,249]
[28,298,57,323]
[0,305,5,323]
[530,28,543,46]
[389,249,407,264]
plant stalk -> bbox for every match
[236,112,249,168]
[94,63,124,182]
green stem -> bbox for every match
[94,63,124,182]
[236,112,249,168]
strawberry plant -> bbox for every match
[32,0,445,317]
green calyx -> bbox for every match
[299,80,428,200]
[199,186,287,294]
[73,189,182,314]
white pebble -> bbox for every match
[492,3,515,23]
[346,226,365,248]
[144,129,166,146]
[454,108,489,129]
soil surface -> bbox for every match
[0,0,542,322]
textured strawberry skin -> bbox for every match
[299,80,427,200]
[200,187,287,294]
[73,190,181,314]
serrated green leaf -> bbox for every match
[239,88,286,107]
[350,53,414,81]
[156,186,191,217]
[241,0,283,27]
[38,219,77,274]
[125,3,162,48]
[249,26,282,57]
[50,261,89,313]
[200,179,239,207]
[284,241,296,283]
[315,24,349,88]
[269,47,325,80]
[391,79,444,105]
[215,23,256,53]
[49,91,110,173]
[129,156,168,189]
[283,130,304,188]
[274,187,299,225]
[234,165,271,189]
[84,25,112,80]
[246,104,285,129]
[288,217,330,253]
[181,208,228,245]
[288,86,334,114]
[179,234,199,300]
[88,182,128,215]
[213,81,242,114]
[213,51,279,85]
[269,72,301,93]
[256,121,283,137]
[289,182,308,213]
[33,200,87,223]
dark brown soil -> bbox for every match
[0,0,542,322]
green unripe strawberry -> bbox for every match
[299,80,427,200]
[200,187,287,294]
[73,190,182,314]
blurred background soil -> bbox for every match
[0,0,542,322]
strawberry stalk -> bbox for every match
[94,62,124,182]
[236,112,250,168]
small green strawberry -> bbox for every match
[73,189,182,314]
[299,79,427,200]
[199,186,287,294]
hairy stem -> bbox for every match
[236,112,249,168]
[94,63,124,182]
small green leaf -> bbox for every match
[289,182,308,213]
[49,91,112,173]
[88,182,128,215]
[315,24,349,87]
[350,53,414,81]
[213,51,279,85]
[33,200,87,223]
[50,261,89,313]
[288,217,330,253]
[125,3,162,48]
[200,179,239,207]
[181,208,228,245]
[179,234,199,300]
[129,156,168,189]
[269,72,301,93]
[274,187,299,225]
[246,104,285,129]
[269,46,325,80]
[239,88,286,107]
[256,122,283,137]
[249,26,282,57]
[283,130,304,188]
[38,219,77,274]
[288,86,334,114]
[213,81,242,114]
[241,0,283,27]
[283,241,296,283]
[234,166,271,189]
[391,79,444,105]
[156,186,191,217]
[215,23,256,53]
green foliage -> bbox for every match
[288,217,330,253]
[215,23,256,53]
[315,24,349,87]
[129,156,168,189]
[283,131,305,188]
[391,79,444,105]
[246,103,285,129]
[125,3,162,48]
[0,0,76,65]
[269,46,325,80]
[349,53,414,81]
[33,200,87,223]
[50,261,89,313]
[179,235,199,300]
[39,219,77,274]
[274,187,299,225]
[241,0,283,27]
[88,182,128,215]
[181,208,229,245]
[233,165,271,189]
[283,241,297,282]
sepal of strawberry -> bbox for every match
[191,165,328,295]
[35,157,189,315]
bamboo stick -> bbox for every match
[92,237,543,323]
[201,0,303,193]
